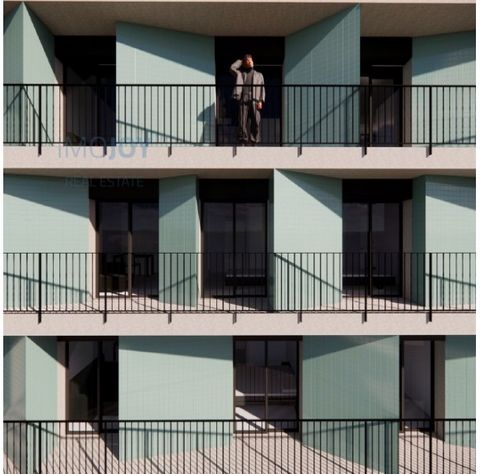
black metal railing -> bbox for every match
[3,252,475,318]
[3,418,475,473]
[3,84,476,150]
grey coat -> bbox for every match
[229,59,265,103]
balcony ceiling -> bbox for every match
[4,1,475,37]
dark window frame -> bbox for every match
[233,337,301,433]
[399,336,446,432]
[63,337,119,432]
[95,198,159,297]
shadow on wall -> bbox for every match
[412,32,475,79]
[283,7,357,74]
[117,22,215,78]
[277,171,343,219]
[119,336,232,360]
[426,176,475,210]
[4,175,88,219]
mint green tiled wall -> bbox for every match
[4,337,58,473]
[412,32,475,144]
[284,6,360,145]
[25,337,57,419]
[412,176,475,306]
[4,176,89,252]
[116,22,215,144]
[303,336,400,473]
[272,171,342,309]
[119,337,233,459]
[3,3,55,83]
[4,5,24,83]
[445,336,475,418]
[4,175,90,309]
[445,336,475,447]
[158,176,199,305]
[4,336,26,420]
[412,32,475,86]
[4,4,56,143]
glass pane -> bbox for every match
[404,340,432,421]
[99,202,129,293]
[235,203,266,254]
[343,203,368,292]
[101,341,118,419]
[235,203,267,296]
[132,203,159,296]
[68,341,98,420]
[235,340,266,424]
[371,79,401,146]
[267,341,298,427]
[372,203,401,295]
[203,203,234,297]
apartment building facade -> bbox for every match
[3,1,475,472]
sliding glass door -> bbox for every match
[343,201,401,296]
[97,201,158,296]
[234,339,299,430]
[401,338,445,431]
[203,202,267,298]
[67,339,118,422]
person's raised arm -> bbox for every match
[229,59,242,77]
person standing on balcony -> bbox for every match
[230,54,265,145]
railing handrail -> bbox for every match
[3,251,476,255]
[4,83,477,88]
[3,417,476,424]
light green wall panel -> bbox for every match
[4,337,58,473]
[445,336,475,418]
[116,22,215,144]
[3,336,27,473]
[21,6,56,84]
[26,337,58,474]
[423,176,475,252]
[4,175,90,310]
[303,336,399,418]
[158,176,199,305]
[412,176,475,306]
[284,6,360,145]
[4,175,89,252]
[303,336,399,472]
[412,32,475,144]
[272,171,342,309]
[412,32,475,85]
[4,5,24,83]
[3,3,55,83]
[119,336,233,459]
[445,336,475,447]
[3,4,56,144]
[25,337,57,419]
[4,336,26,420]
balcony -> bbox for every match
[4,418,475,473]
[3,84,476,152]
[4,252,475,319]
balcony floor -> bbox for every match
[5,294,474,314]
[4,429,475,474]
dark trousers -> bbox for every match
[238,101,261,144]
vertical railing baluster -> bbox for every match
[38,253,42,323]
[428,252,433,322]
[428,85,433,155]
[38,85,42,155]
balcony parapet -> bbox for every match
[4,251,475,321]
[4,84,476,154]
[3,418,476,474]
